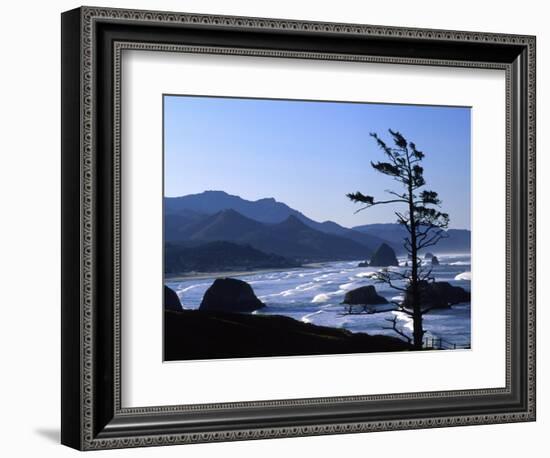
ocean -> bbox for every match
[166,253,471,349]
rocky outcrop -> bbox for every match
[431,256,440,266]
[164,309,412,360]
[424,252,434,259]
[357,261,369,267]
[342,285,388,305]
[404,281,470,310]
[164,285,183,311]
[199,278,264,312]
[369,243,399,267]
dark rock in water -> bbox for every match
[424,252,434,259]
[369,243,399,267]
[199,278,264,312]
[342,285,388,305]
[404,281,470,310]
[357,261,369,267]
[431,256,440,266]
[164,285,183,311]
[164,309,412,360]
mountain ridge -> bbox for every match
[164,191,471,257]
[352,223,470,253]
[166,208,373,263]
[165,191,388,252]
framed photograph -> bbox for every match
[61,6,536,450]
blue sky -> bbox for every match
[164,95,471,230]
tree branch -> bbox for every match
[373,271,408,292]
[418,233,446,250]
[382,315,412,344]
[350,198,409,214]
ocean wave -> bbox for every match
[455,271,472,281]
[301,310,324,323]
[295,282,319,291]
[339,282,357,291]
[312,293,330,303]
[355,271,378,279]
[176,283,208,293]
[261,289,296,298]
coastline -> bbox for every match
[164,262,333,282]
[163,253,470,282]
[164,254,472,348]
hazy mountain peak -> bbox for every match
[174,190,231,198]
[209,208,260,225]
[216,208,241,217]
[165,190,297,224]
[275,214,310,230]
[202,190,228,195]
[177,190,280,205]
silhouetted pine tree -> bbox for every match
[347,129,449,349]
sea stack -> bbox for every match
[369,243,399,267]
[431,255,440,266]
[199,278,265,313]
[404,281,470,310]
[342,285,388,305]
[164,285,183,311]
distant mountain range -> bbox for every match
[165,190,388,251]
[352,223,471,253]
[166,208,372,264]
[164,191,470,273]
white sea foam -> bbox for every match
[450,261,470,266]
[294,282,317,291]
[301,310,324,323]
[355,271,378,279]
[177,283,208,293]
[312,293,330,303]
[339,282,356,291]
[264,288,297,298]
[455,271,472,281]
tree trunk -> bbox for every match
[410,238,424,349]
[408,174,424,350]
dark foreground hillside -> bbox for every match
[164,309,412,360]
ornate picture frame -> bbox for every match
[61,6,536,450]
